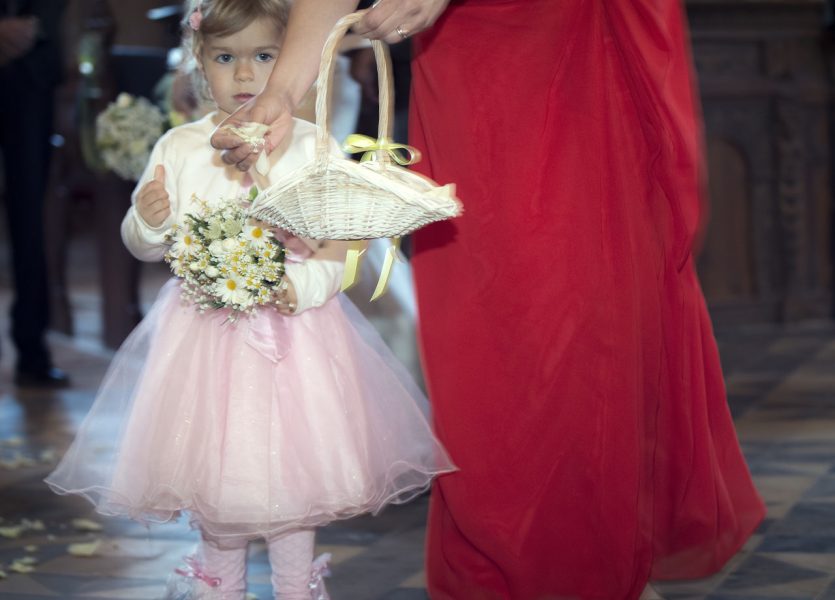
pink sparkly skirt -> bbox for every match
[46,279,454,541]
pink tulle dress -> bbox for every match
[45,236,454,542]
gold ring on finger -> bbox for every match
[395,24,410,39]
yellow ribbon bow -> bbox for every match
[342,134,422,166]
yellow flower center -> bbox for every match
[183,235,193,245]
[225,280,237,291]
[251,228,263,239]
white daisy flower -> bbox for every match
[216,274,251,306]
[244,224,272,248]
[171,229,200,257]
[227,250,243,267]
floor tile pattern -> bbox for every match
[0,248,834,598]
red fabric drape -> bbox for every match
[408,2,765,598]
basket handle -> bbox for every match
[315,10,394,164]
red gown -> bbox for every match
[408,2,766,599]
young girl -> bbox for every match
[45,1,454,598]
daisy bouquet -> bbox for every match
[96,93,168,181]
[164,195,286,320]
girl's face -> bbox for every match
[200,19,282,117]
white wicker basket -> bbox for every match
[247,11,462,240]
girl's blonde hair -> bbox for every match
[180,0,291,97]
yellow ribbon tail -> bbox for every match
[370,238,402,301]
[341,241,366,292]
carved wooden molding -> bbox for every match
[687,0,833,323]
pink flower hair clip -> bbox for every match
[188,6,202,31]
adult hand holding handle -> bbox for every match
[211,92,295,173]
[352,0,450,44]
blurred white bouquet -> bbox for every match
[96,93,167,181]
[165,195,287,321]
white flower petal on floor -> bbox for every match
[71,518,103,532]
[67,539,102,557]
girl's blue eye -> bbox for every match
[215,54,233,64]
[256,53,274,62]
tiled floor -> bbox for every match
[1,237,835,598]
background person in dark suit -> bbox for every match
[0,0,69,386]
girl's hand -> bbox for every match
[136,165,171,228]
[352,0,450,44]
[211,91,295,172]
[280,257,345,315]
[275,276,298,315]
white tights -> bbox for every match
[267,529,316,600]
[192,528,317,600]
[196,537,247,599]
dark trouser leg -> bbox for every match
[0,71,54,371]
